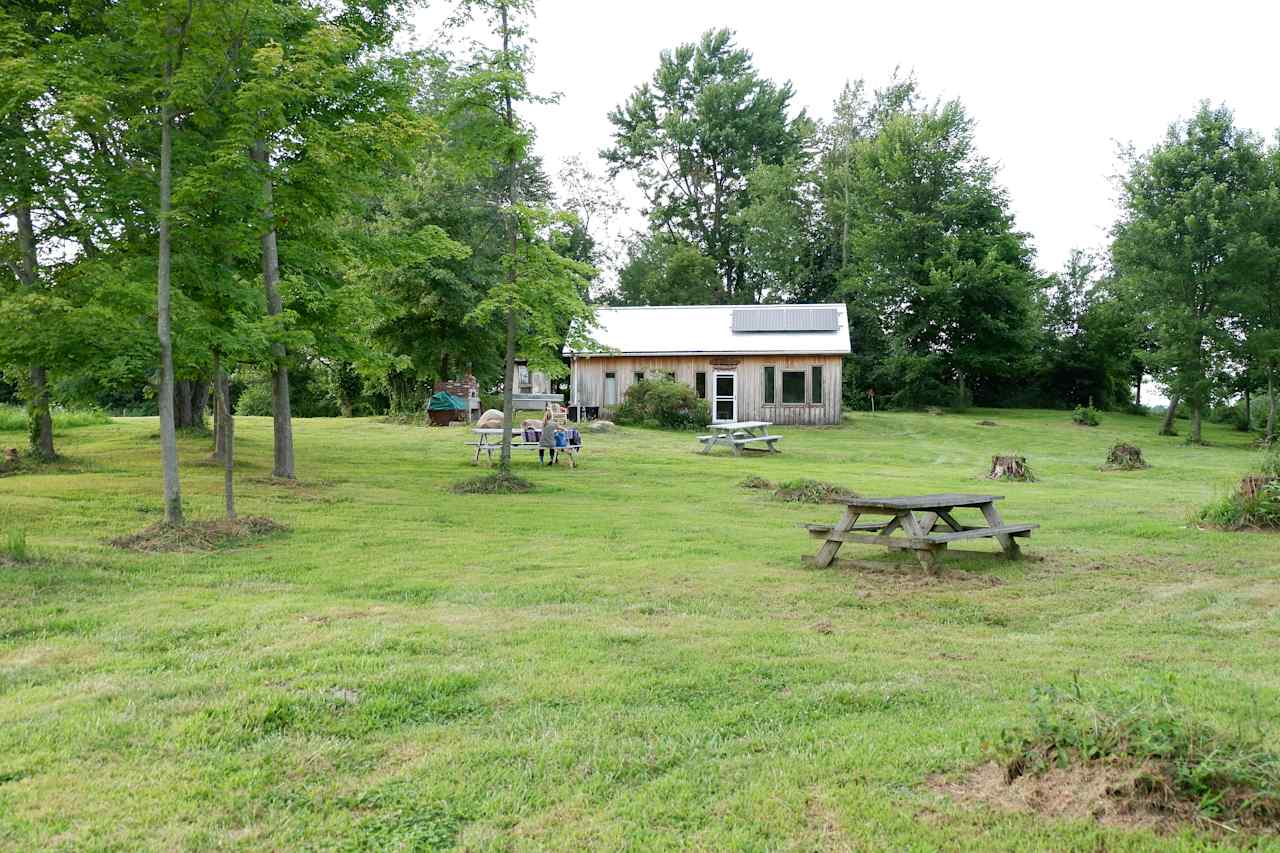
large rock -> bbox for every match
[476,409,505,429]
[589,420,615,433]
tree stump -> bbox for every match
[987,454,1036,482]
[1239,475,1278,501]
[1104,443,1149,470]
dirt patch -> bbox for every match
[933,761,1273,837]
[109,517,285,553]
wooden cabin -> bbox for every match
[565,304,851,425]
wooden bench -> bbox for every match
[803,494,1037,572]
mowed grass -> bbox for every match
[1,409,1278,850]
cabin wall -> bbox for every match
[570,354,843,425]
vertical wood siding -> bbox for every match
[571,354,843,425]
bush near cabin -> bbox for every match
[615,378,710,430]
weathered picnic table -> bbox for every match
[466,428,580,468]
[698,421,783,456]
[803,493,1037,572]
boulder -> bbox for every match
[589,420,615,433]
[476,409,505,429]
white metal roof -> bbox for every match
[565,303,851,357]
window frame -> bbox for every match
[695,371,707,399]
[811,365,823,404]
[764,366,776,405]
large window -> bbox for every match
[764,366,775,404]
[782,370,806,404]
[811,366,823,404]
[695,371,707,399]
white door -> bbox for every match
[604,372,618,406]
[713,371,736,423]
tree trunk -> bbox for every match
[13,203,55,459]
[157,94,183,525]
[1267,368,1276,445]
[1159,394,1179,436]
[1134,374,1142,407]
[214,352,235,520]
[1190,403,1203,444]
[213,380,225,460]
[1243,386,1251,431]
[252,139,294,479]
[175,380,193,428]
[498,4,517,475]
[339,397,353,419]
[191,379,209,429]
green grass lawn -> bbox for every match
[1,409,1277,850]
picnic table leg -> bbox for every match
[473,442,483,464]
[899,511,940,573]
[980,502,1022,560]
[813,507,861,568]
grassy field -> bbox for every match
[1,409,1277,850]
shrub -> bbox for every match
[989,677,1280,826]
[234,380,274,417]
[1197,479,1280,531]
[1071,404,1100,427]
[614,378,709,430]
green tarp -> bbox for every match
[427,391,467,412]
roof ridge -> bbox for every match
[592,303,845,311]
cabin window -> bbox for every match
[604,372,618,406]
[764,367,775,404]
[782,370,806,404]
[811,366,823,404]
[695,372,707,398]
[634,371,644,384]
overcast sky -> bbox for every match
[414,0,1280,278]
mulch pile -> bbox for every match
[109,517,285,553]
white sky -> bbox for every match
[414,0,1280,278]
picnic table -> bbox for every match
[466,428,580,468]
[802,493,1036,573]
[698,421,782,456]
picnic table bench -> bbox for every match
[698,421,782,456]
[467,428,580,468]
[802,493,1036,573]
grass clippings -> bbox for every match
[449,472,534,495]
[976,420,998,427]
[1103,442,1150,471]
[109,517,285,553]
[772,478,858,504]
[739,475,774,490]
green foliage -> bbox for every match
[738,475,774,490]
[0,405,110,432]
[1071,404,1100,427]
[614,378,709,431]
[604,28,807,303]
[990,677,1280,824]
[1197,481,1280,530]
[612,237,722,306]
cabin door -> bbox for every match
[712,371,737,423]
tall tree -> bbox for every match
[604,29,805,303]
[1112,103,1264,443]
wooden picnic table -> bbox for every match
[698,421,783,456]
[466,428,580,468]
[803,493,1036,573]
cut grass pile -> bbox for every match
[1103,442,1150,471]
[1,409,1278,848]
[739,475,857,503]
[980,678,1280,832]
[109,517,285,552]
[449,472,534,494]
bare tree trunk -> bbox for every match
[252,139,294,479]
[214,352,235,519]
[1243,386,1251,431]
[13,203,55,459]
[500,307,516,472]
[1267,368,1276,445]
[175,380,193,428]
[213,379,225,460]
[157,94,183,525]
[1159,394,1179,436]
[1134,373,1142,407]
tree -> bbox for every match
[604,29,806,303]
[833,93,1042,407]
[1238,150,1280,443]
[448,0,597,474]
[1112,103,1264,443]
[612,235,721,306]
